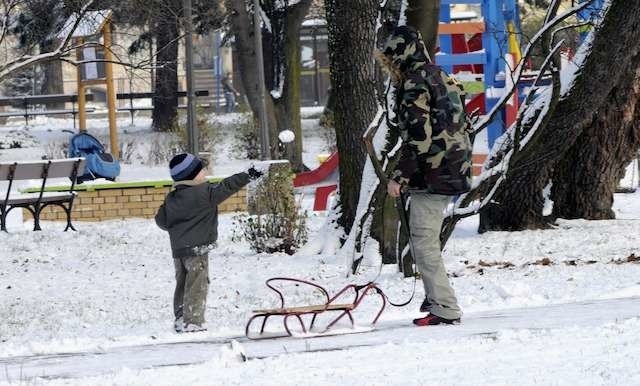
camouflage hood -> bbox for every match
[381,25,431,74]
[383,26,472,196]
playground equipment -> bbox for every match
[437,0,523,148]
[63,9,119,158]
[296,2,524,210]
[577,0,606,41]
[298,1,611,210]
[293,152,338,211]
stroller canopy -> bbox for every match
[69,132,105,157]
[68,132,120,182]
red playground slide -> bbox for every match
[293,152,339,211]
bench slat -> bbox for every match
[47,159,86,179]
[5,162,44,180]
[0,159,85,180]
[1,192,73,205]
[253,303,354,314]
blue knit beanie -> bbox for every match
[169,153,203,181]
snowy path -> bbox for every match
[2,296,638,383]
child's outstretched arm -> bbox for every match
[208,172,251,206]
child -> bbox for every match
[155,153,262,332]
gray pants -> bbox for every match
[409,193,462,320]
[173,255,209,326]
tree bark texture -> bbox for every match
[481,0,640,231]
[152,8,180,132]
[325,0,378,234]
[551,65,640,220]
[406,0,440,60]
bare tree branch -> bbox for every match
[0,0,95,81]
[473,0,595,136]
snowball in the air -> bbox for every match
[278,130,295,143]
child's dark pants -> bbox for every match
[173,255,209,326]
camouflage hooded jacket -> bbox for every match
[382,26,472,195]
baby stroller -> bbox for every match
[68,132,120,183]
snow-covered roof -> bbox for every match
[58,9,112,39]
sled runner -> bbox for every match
[245,278,387,339]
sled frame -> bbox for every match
[245,278,386,339]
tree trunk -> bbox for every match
[406,0,440,60]
[325,0,378,234]
[272,1,312,171]
[152,13,180,132]
[480,0,640,231]
[39,40,64,109]
[227,0,310,163]
[227,0,279,157]
[551,69,640,220]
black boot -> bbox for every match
[420,297,432,312]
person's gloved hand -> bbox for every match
[247,165,264,180]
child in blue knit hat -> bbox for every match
[155,153,263,332]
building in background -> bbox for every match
[300,19,330,106]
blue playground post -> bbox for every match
[577,0,606,41]
[437,0,521,148]
[482,0,510,148]
[439,5,454,74]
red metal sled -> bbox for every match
[245,278,386,339]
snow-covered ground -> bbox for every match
[1,116,640,385]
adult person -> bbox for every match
[377,26,472,326]
[221,72,240,113]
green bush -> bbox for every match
[232,167,307,255]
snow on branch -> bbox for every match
[0,0,95,82]
[473,0,597,136]
[0,0,22,49]
[440,3,604,244]
[448,37,563,219]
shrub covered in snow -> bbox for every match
[0,129,39,149]
[233,163,307,255]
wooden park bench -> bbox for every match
[0,94,95,128]
[0,158,85,232]
[245,278,386,339]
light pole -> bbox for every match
[252,0,271,160]
[184,0,198,155]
